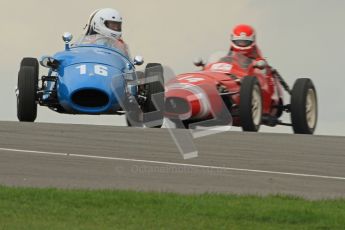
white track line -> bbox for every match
[1,147,345,181]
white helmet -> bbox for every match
[86,8,123,39]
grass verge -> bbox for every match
[0,186,344,229]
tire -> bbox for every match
[17,66,38,122]
[20,57,39,92]
[21,57,39,77]
[290,78,317,134]
[239,76,263,132]
[141,63,165,128]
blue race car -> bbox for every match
[16,33,165,127]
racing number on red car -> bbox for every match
[210,63,232,73]
[76,64,108,76]
[178,76,205,83]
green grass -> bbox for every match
[0,186,344,229]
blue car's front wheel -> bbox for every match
[17,58,39,122]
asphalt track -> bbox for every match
[0,121,344,199]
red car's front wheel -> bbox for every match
[240,76,263,132]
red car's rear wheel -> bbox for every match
[290,78,318,134]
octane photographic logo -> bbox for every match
[111,65,233,160]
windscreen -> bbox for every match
[74,34,131,57]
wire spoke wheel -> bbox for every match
[251,85,262,127]
[306,88,317,129]
[240,76,262,132]
[291,78,318,134]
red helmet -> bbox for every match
[231,24,256,52]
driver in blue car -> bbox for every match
[83,8,130,57]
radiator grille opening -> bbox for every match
[72,89,109,108]
[165,97,190,114]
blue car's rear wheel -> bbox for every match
[17,58,39,122]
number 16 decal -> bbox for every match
[76,64,108,76]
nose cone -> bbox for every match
[165,84,205,120]
[57,64,126,114]
[165,76,227,121]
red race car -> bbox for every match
[165,52,318,134]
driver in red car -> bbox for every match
[227,24,292,93]
[83,8,130,57]
[224,24,288,94]
[227,24,267,69]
